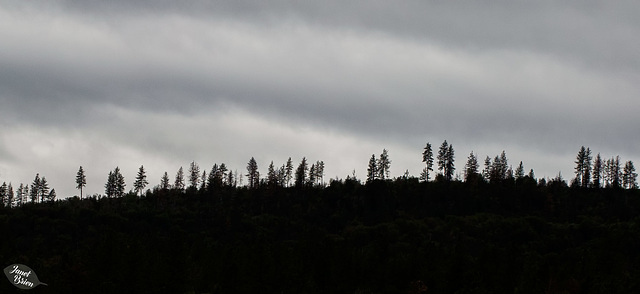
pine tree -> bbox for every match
[246,157,259,189]
[515,161,525,179]
[207,164,217,191]
[278,165,286,186]
[295,157,308,187]
[623,160,637,189]
[574,146,592,188]
[419,168,429,182]
[437,140,449,177]
[448,145,456,181]
[488,151,508,183]
[16,183,24,207]
[39,177,50,203]
[105,171,115,197]
[592,153,603,188]
[113,167,125,197]
[378,149,391,180]
[134,165,149,196]
[23,184,29,204]
[317,161,325,187]
[464,152,479,182]
[613,156,621,188]
[76,166,87,199]
[160,171,171,190]
[174,166,185,192]
[200,170,207,191]
[31,174,40,203]
[483,156,492,180]
[227,170,236,187]
[188,161,200,190]
[218,163,228,185]
[267,161,278,186]
[422,142,434,182]
[309,163,316,186]
[367,154,377,183]
[0,182,6,207]
[499,151,508,180]
[47,189,56,202]
[285,157,294,187]
[583,148,592,188]
[7,183,13,207]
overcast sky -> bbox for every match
[1,1,639,198]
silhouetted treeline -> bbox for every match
[2,174,640,293]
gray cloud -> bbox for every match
[1,1,639,196]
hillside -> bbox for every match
[2,178,640,293]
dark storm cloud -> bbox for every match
[1,1,639,196]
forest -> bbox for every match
[1,143,639,293]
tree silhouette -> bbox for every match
[6,183,13,207]
[227,170,236,187]
[267,161,278,187]
[623,161,637,189]
[188,161,200,190]
[106,167,126,198]
[488,151,508,183]
[574,146,592,188]
[592,153,603,188]
[200,170,207,191]
[134,165,149,196]
[76,166,87,199]
[39,176,50,202]
[31,174,40,203]
[422,143,434,182]
[105,171,115,197]
[285,157,294,187]
[219,163,228,185]
[160,171,171,190]
[0,182,6,207]
[464,152,479,182]
[437,141,455,181]
[15,183,25,206]
[606,156,621,188]
[295,157,308,188]
[47,188,56,202]
[115,168,125,197]
[367,154,377,183]
[315,161,325,186]
[246,157,260,189]
[483,156,492,180]
[206,164,218,191]
[174,166,185,192]
[515,161,525,180]
[309,163,316,186]
[378,149,391,180]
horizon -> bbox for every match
[1,1,639,198]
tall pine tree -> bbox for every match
[294,157,308,188]
[378,149,391,180]
[422,142,434,182]
[76,166,87,199]
[174,167,185,192]
[246,157,260,189]
[367,154,377,183]
[134,165,148,196]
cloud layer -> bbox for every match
[1,1,639,197]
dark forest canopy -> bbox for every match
[0,143,639,293]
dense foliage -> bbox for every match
[2,176,640,293]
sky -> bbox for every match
[1,1,639,198]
